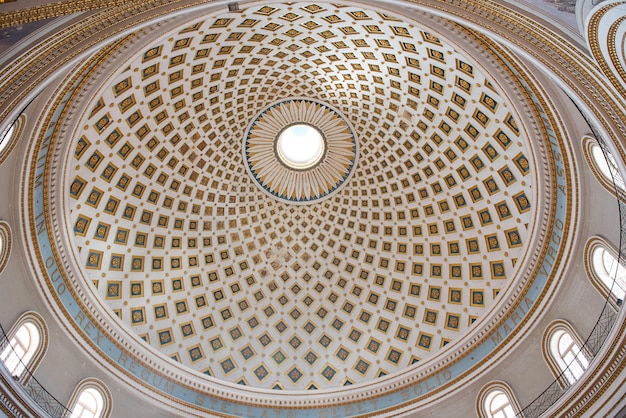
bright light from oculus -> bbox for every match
[276,124,325,169]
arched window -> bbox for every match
[1,321,40,377]
[592,245,626,300]
[0,311,47,383]
[0,123,14,154]
[67,379,112,418]
[583,135,626,195]
[0,114,24,165]
[476,381,521,418]
[484,390,516,418]
[72,387,105,418]
[591,144,625,189]
[542,320,590,387]
[550,329,589,384]
[584,237,626,307]
[0,220,10,274]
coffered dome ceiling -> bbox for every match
[64,2,536,391]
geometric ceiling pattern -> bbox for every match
[67,3,533,390]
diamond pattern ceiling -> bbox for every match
[67,3,533,390]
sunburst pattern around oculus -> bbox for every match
[244,99,358,204]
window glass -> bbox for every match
[592,246,626,300]
[592,144,625,190]
[484,389,516,418]
[0,123,14,154]
[0,322,40,377]
[550,329,589,384]
[71,387,105,418]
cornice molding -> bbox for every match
[586,1,626,96]
[0,0,146,29]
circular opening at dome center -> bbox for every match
[276,124,325,169]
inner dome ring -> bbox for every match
[244,98,358,204]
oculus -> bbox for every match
[275,123,326,170]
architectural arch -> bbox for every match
[582,134,626,197]
[0,220,11,275]
[0,311,48,384]
[586,0,626,92]
[584,236,626,308]
[476,381,521,418]
[542,320,591,387]
[0,114,25,165]
[66,378,112,418]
